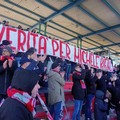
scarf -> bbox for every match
[0,56,14,61]
[7,87,36,116]
[73,70,81,75]
[52,69,60,74]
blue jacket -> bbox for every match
[94,90,108,120]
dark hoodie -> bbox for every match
[0,68,40,120]
[94,90,108,120]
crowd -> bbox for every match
[0,20,58,40]
[0,21,120,120]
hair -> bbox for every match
[22,47,37,58]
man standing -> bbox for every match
[48,62,65,120]
[71,64,86,120]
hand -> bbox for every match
[49,57,53,62]
[60,71,65,78]
[108,82,112,85]
[113,82,115,87]
[44,67,47,71]
[8,59,13,68]
[43,75,48,80]
[81,64,85,69]
[32,54,38,62]
[38,54,47,63]
[87,64,91,70]
[3,60,8,69]
[104,98,108,102]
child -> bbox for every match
[94,90,108,120]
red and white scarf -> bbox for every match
[7,87,36,116]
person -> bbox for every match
[20,47,46,74]
[2,20,9,26]
[48,62,65,120]
[0,67,40,120]
[0,40,11,55]
[71,64,86,120]
[95,69,107,93]
[108,75,120,120]
[20,47,38,70]
[0,40,19,56]
[94,90,108,120]
[85,67,96,120]
[0,46,18,103]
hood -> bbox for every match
[11,68,40,93]
[48,70,58,78]
[95,90,104,99]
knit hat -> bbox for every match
[11,68,40,93]
[3,46,12,55]
[2,40,12,45]
[95,90,104,99]
[52,62,61,69]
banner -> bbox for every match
[0,25,113,71]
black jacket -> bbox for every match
[95,76,107,93]
[85,70,96,95]
[109,85,120,110]
[0,97,33,120]
[72,69,86,100]
[0,59,18,95]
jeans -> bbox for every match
[85,94,95,120]
[65,64,71,81]
[72,100,83,120]
[49,101,62,120]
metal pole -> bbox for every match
[39,24,41,34]
[44,23,47,35]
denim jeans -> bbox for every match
[65,64,71,81]
[72,100,83,120]
[85,94,95,120]
[49,101,62,120]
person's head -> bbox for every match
[5,21,9,26]
[2,20,6,25]
[96,69,102,78]
[95,90,104,99]
[18,25,23,30]
[26,47,37,61]
[110,73,117,82]
[2,46,12,56]
[52,62,61,72]
[1,40,11,47]
[74,64,81,72]
[11,68,40,98]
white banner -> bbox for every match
[0,25,113,71]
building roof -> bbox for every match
[0,0,120,63]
